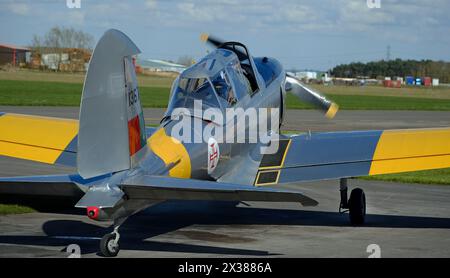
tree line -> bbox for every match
[330,59,450,83]
[30,26,94,71]
[31,26,94,52]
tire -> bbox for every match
[348,188,366,225]
[100,233,120,257]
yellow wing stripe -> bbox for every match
[369,128,450,175]
[0,113,78,164]
[148,128,191,179]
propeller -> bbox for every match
[285,74,339,119]
[200,33,248,60]
[200,33,223,48]
[200,33,339,119]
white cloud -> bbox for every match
[8,3,30,16]
[145,0,158,10]
[338,0,395,28]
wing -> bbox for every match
[0,174,86,208]
[253,128,450,185]
[118,175,318,206]
[0,112,157,168]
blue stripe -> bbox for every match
[55,151,77,167]
[0,173,112,186]
[145,127,157,138]
[54,135,78,167]
[279,161,373,183]
[64,135,78,153]
[276,130,382,183]
[69,173,112,185]
[0,112,5,117]
[283,130,382,167]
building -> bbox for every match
[0,43,31,66]
[137,59,186,73]
[292,70,318,81]
[31,47,91,72]
[432,78,440,86]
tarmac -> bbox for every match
[0,107,450,257]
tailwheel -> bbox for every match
[348,188,366,225]
[100,232,120,257]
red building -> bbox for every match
[0,43,31,66]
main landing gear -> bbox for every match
[339,178,366,225]
[100,217,126,257]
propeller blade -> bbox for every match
[200,33,224,48]
[200,33,248,60]
[285,74,339,119]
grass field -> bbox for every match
[1,79,450,110]
[0,69,175,87]
[0,80,171,107]
[309,83,450,100]
[361,168,450,185]
[0,204,35,215]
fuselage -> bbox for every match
[140,54,286,182]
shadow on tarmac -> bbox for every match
[1,200,450,256]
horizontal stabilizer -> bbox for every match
[121,175,318,206]
[75,185,124,208]
[0,111,157,168]
[0,113,78,167]
[0,174,85,207]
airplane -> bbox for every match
[0,29,449,257]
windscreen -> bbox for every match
[166,76,221,115]
[226,58,253,99]
[210,70,236,106]
[164,49,253,120]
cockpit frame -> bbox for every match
[217,41,259,94]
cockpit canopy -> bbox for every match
[165,49,253,119]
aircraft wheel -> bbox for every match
[100,233,120,257]
[348,188,366,225]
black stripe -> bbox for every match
[259,139,290,168]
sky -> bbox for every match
[0,0,449,71]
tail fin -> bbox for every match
[77,29,147,179]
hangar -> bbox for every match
[0,43,30,67]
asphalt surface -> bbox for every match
[0,107,450,258]
[2,106,450,131]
